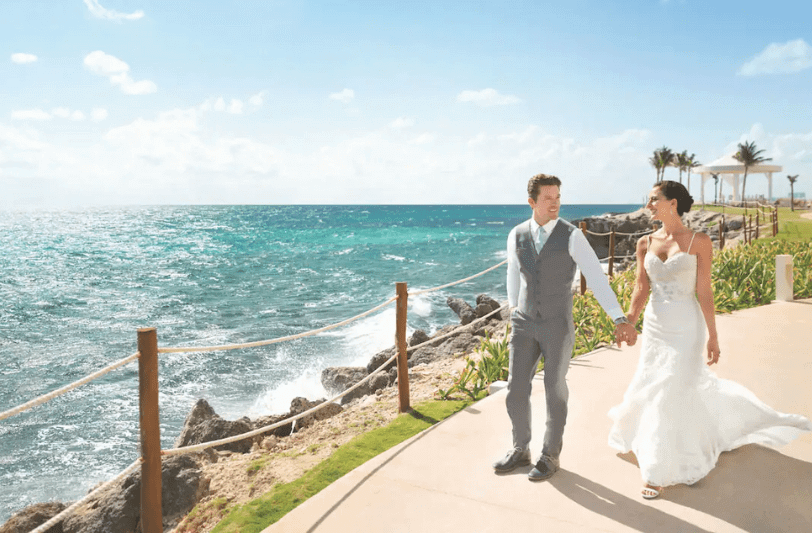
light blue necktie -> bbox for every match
[535,226,547,253]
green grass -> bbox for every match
[210,399,472,533]
[694,205,812,241]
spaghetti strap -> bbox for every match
[686,232,696,254]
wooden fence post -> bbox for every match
[395,282,410,413]
[137,328,162,533]
[755,211,760,240]
[743,215,748,245]
[579,222,587,295]
[607,228,616,278]
[719,216,725,250]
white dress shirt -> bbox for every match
[506,217,624,321]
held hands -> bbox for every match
[614,322,638,347]
[706,337,721,366]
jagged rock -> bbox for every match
[408,346,442,367]
[438,332,480,356]
[0,502,67,533]
[321,367,368,395]
[476,294,501,311]
[366,346,397,374]
[321,366,391,405]
[61,455,208,533]
[446,297,476,325]
[251,414,293,439]
[474,303,494,318]
[175,399,255,454]
[288,397,343,429]
[408,329,430,347]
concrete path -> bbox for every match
[265,299,812,533]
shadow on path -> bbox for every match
[548,470,714,533]
[666,444,812,533]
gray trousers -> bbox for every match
[506,310,575,459]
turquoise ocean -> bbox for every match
[0,204,637,520]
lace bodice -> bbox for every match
[645,251,697,302]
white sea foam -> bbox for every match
[409,292,433,317]
[248,367,329,416]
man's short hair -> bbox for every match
[527,174,562,200]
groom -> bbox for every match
[494,173,637,481]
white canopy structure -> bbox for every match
[693,153,782,205]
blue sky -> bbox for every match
[1,0,810,207]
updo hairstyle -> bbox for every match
[656,180,694,215]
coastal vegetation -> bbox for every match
[206,399,472,533]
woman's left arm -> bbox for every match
[694,233,720,365]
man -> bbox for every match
[494,173,638,481]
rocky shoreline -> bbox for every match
[1,206,738,533]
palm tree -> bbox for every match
[712,174,719,204]
[733,141,771,212]
[675,151,690,184]
[687,153,700,194]
[649,146,674,182]
[787,174,799,211]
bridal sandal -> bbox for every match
[641,485,662,500]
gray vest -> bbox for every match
[514,219,577,321]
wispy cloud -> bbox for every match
[248,91,265,106]
[91,108,109,122]
[329,88,355,104]
[456,88,521,106]
[52,108,86,121]
[11,53,38,64]
[84,0,144,22]
[200,97,245,114]
[738,39,812,76]
[11,109,52,121]
[389,117,415,129]
[84,51,157,95]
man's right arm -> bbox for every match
[506,228,519,308]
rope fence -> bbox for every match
[0,352,140,422]
[2,258,509,533]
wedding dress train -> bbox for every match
[608,250,812,487]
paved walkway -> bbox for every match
[265,299,812,533]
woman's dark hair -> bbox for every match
[656,180,694,215]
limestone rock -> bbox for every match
[0,502,67,533]
[61,455,208,533]
[288,397,343,430]
[174,399,255,454]
[446,297,476,325]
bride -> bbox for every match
[608,180,812,500]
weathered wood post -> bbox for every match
[607,228,616,278]
[137,328,162,533]
[719,216,725,250]
[579,222,587,295]
[756,210,760,240]
[395,282,410,413]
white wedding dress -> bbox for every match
[608,248,812,487]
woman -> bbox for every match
[608,180,812,499]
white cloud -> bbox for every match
[84,51,157,95]
[467,132,487,146]
[91,108,109,122]
[11,53,37,64]
[84,0,144,22]
[84,50,128,75]
[408,133,436,145]
[389,117,415,129]
[11,109,52,121]
[456,88,522,106]
[249,91,265,106]
[329,88,355,104]
[738,39,812,76]
[51,108,86,121]
[228,99,244,114]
